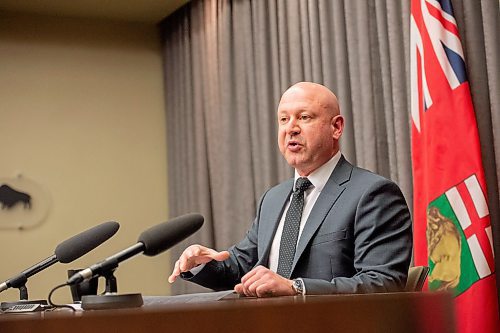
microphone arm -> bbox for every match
[67,243,145,285]
[67,213,204,288]
[0,255,58,300]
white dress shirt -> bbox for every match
[268,151,341,272]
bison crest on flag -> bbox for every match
[427,206,461,290]
[426,174,495,296]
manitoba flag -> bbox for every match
[411,0,499,332]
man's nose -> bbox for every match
[286,118,300,134]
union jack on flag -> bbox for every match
[410,1,499,333]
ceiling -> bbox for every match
[0,0,190,24]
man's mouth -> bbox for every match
[287,140,302,152]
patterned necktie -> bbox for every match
[276,177,312,278]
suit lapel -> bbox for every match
[256,179,293,266]
[291,156,353,271]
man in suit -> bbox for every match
[169,82,412,296]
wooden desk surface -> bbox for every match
[0,292,455,333]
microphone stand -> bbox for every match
[0,256,57,312]
[103,270,118,294]
[80,268,143,310]
[8,274,29,300]
[0,274,50,312]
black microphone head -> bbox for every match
[139,213,204,256]
[55,221,120,263]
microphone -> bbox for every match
[67,213,204,285]
[0,221,119,294]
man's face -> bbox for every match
[277,85,342,176]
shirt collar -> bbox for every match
[294,151,341,192]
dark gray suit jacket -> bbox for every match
[186,156,413,294]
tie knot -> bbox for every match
[295,177,312,193]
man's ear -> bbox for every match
[331,115,344,140]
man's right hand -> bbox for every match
[168,244,230,283]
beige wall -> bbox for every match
[0,14,169,302]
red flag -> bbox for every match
[411,0,499,332]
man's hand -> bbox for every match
[168,244,230,283]
[234,266,295,297]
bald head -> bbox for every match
[280,82,340,118]
[277,82,344,176]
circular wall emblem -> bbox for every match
[0,176,51,229]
